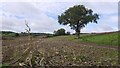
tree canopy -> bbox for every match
[58,5,99,38]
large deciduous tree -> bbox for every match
[58,5,99,38]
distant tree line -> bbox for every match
[1,31,53,37]
[0,31,19,37]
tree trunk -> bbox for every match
[76,22,81,39]
[76,30,80,39]
[76,26,80,39]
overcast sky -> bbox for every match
[0,0,119,33]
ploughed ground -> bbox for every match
[1,36,119,66]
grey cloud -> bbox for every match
[0,2,118,33]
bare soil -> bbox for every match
[1,36,119,66]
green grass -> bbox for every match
[66,32,119,46]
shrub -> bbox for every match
[15,33,19,37]
[54,28,66,36]
[66,32,70,35]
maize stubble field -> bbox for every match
[1,32,119,66]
